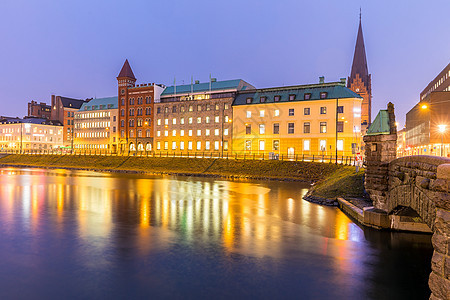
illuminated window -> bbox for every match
[246,111,251,118]
[303,140,310,151]
[245,140,251,150]
[337,140,344,151]
[172,130,176,136]
[304,108,310,115]
[246,124,251,134]
[337,121,344,133]
[197,129,201,136]
[320,122,327,133]
[224,128,229,136]
[205,141,210,150]
[259,124,265,134]
[188,130,193,136]
[320,107,327,114]
[180,130,185,136]
[274,109,279,117]
[273,140,279,151]
[214,129,219,136]
[304,122,310,133]
[205,129,210,136]
[215,116,219,123]
[260,110,265,117]
[197,141,201,150]
[172,118,177,125]
[320,140,327,151]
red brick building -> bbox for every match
[51,95,88,148]
[27,100,51,119]
[347,15,372,134]
[117,60,165,152]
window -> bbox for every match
[164,107,168,113]
[129,109,134,116]
[157,130,161,137]
[188,130,193,136]
[215,116,219,123]
[172,106,177,113]
[164,130,168,136]
[246,124,251,134]
[205,116,210,123]
[259,124,265,134]
[188,117,193,124]
[146,130,150,137]
[206,104,211,111]
[245,140,251,151]
[180,141,185,150]
[224,104,229,110]
[205,141,211,150]
[260,96,266,103]
[274,95,280,102]
[246,98,253,104]
[205,129,210,136]
[304,122,310,133]
[197,117,201,124]
[224,115,229,122]
[215,104,219,111]
[188,141,193,150]
[337,121,344,133]
[189,105,193,112]
[273,123,279,134]
[197,129,201,136]
[289,109,294,116]
[337,140,344,151]
[214,129,219,136]
[337,106,344,113]
[172,118,177,125]
[164,141,168,150]
[197,105,202,111]
[224,141,229,150]
[320,122,327,133]
[320,107,327,114]
[289,94,296,101]
[259,140,265,151]
[146,96,152,104]
[121,109,125,116]
[172,141,177,150]
[246,111,251,118]
[172,130,176,136]
[214,141,219,150]
[304,93,311,100]
[274,109,279,117]
[157,107,161,114]
[273,140,279,151]
[288,123,294,134]
[180,118,185,125]
[259,110,265,117]
[303,140,310,151]
[157,119,161,125]
[224,128,229,136]
[304,108,310,115]
[121,98,125,105]
[121,130,125,138]
[319,140,327,151]
[180,106,185,112]
[164,118,168,125]
[113,116,116,122]
[156,142,161,150]
[197,141,201,151]
[320,92,327,99]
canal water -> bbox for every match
[0,168,432,299]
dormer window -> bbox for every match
[304,93,311,100]
[289,94,296,101]
[320,92,327,99]
[260,96,266,103]
[274,95,281,102]
[246,97,253,104]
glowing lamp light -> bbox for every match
[421,104,428,110]
[438,124,447,133]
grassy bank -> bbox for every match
[308,167,367,199]
[0,154,349,182]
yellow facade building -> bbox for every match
[232,81,363,157]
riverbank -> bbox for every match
[0,154,347,182]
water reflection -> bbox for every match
[0,168,432,299]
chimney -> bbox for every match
[319,76,325,84]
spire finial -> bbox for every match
[359,7,361,22]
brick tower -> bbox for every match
[348,12,372,134]
[117,59,137,152]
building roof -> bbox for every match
[366,110,390,135]
[60,97,86,109]
[161,79,254,96]
[79,97,118,111]
[0,116,62,126]
[117,59,136,80]
[233,82,362,106]
[348,17,370,88]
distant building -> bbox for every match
[420,63,450,101]
[402,63,450,157]
[73,97,118,153]
[154,79,254,153]
[396,128,406,157]
[51,95,89,148]
[0,117,63,152]
[28,100,51,119]
[232,80,362,156]
[347,14,372,134]
[116,60,165,152]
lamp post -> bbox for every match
[438,124,446,157]
[335,97,339,164]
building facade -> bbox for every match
[73,97,119,153]
[153,79,254,153]
[28,100,51,119]
[0,117,63,152]
[117,60,165,153]
[420,63,450,101]
[232,81,362,157]
[51,95,89,149]
[347,15,372,134]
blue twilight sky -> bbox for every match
[0,0,449,127]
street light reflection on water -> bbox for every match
[0,168,433,299]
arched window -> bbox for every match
[121,120,125,127]
[121,109,124,116]
[129,142,135,151]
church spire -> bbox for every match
[348,14,369,87]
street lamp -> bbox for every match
[438,124,446,157]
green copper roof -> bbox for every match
[80,97,118,111]
[366,110,390,135]
[233,82,362,106]
[161,79,254,96]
